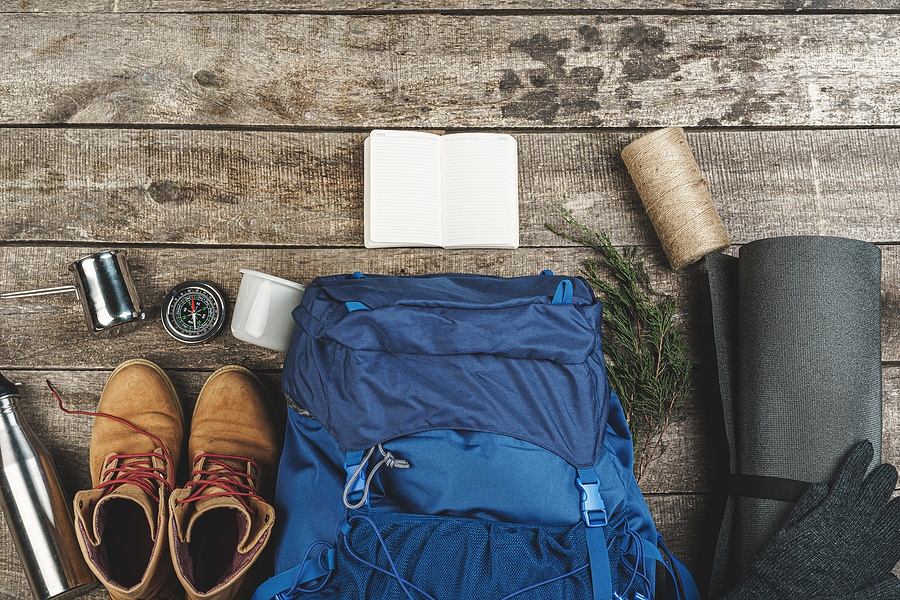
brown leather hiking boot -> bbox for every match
[168,366,279,600]
[73,359,185,600]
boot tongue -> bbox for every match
[101,481,158,515]
[94,455,164,541]
[183,455,254,547]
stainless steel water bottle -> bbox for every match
[0,372,97,599]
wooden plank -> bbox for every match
[0,245,692,369]
[2,244,899,366]
[0,245,898,368]
[1,128,899,247]
[1,0,897,12]
[1,15,899,127]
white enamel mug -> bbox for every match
[231,269,306,352]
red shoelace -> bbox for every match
[48,381,175,501]
[177,453,264,514]
[50,380,264,513]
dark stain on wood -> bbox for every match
[257,75,316,122]
[617,20,680,83]
[36,170,66,193]
[689,40,728,54]
[193,69,227,88]
[43,81,103,122]
[732,33,778,61]
[577,25,602,52]
[501,89,561,125]
[146,180,189,204]
[510,32,571,75]
[722,91,776,124]
[0,156,26,181]
[38,33,76,56]
[501,31,603,125]
[146,179,242,206]
[258,92,296,121]
[529,70,551,88]
[499,70,521,93]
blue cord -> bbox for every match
[344,515,436,600]
[343,514,591,600]
[621,531,640,594]
[498,564,589,600]
[623,530,653,596]
[288,540,335,596]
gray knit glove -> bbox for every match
[723,440,900,599]
[847,577,900,600]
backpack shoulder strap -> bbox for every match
[657,536,701,600]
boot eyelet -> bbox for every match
[78,500,83,509]
[265,514,270,523]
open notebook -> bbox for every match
[364,130,519,249]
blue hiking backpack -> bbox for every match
[254,272,700,600]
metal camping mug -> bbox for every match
[0,249,145,334]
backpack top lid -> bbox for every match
[282,273,610,468]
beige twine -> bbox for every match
[621,127,730,270]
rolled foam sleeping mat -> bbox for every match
[707,236,882,597]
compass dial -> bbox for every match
[161,281,226,344]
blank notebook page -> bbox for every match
[368,130,442,246]
[441,133,518,248]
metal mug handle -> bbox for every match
[0,285,78,299]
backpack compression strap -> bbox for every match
[576,467,613,599]
[250,541,336,599]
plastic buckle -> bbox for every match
[576,477,608,527]
[320,547,337,571]
[343,452,369,507]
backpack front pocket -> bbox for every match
[330,510,595,600]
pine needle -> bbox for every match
[547,208,691,482]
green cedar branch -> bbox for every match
[547,208,692,482]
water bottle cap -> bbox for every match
[0,371,19,398]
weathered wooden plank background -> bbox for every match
[1,15,900,127]
[4,1,900,12]
[0,1,897,598]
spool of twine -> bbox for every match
[621,127,730,270]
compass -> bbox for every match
[161,281,227,344]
